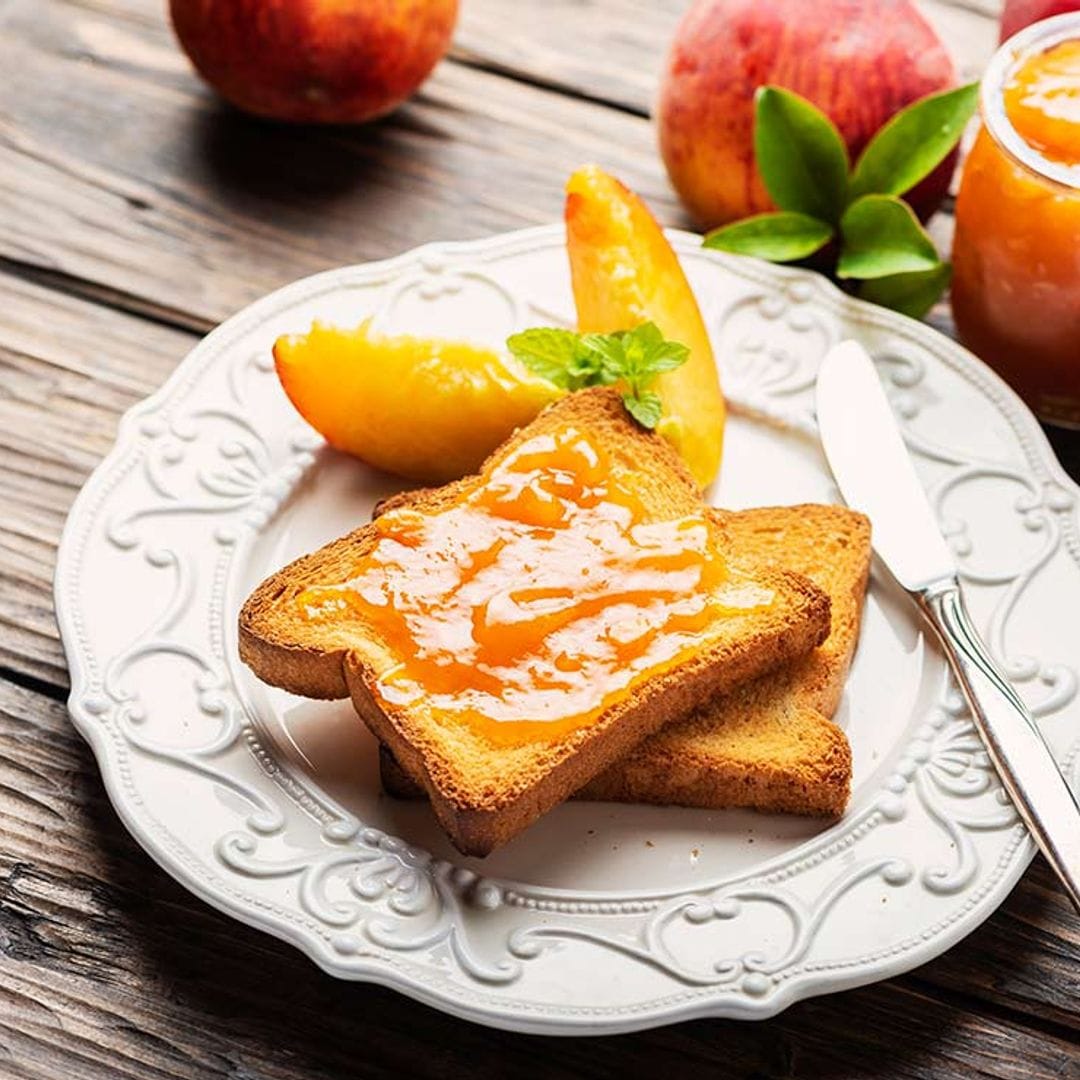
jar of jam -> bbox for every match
[951,14,1080,428]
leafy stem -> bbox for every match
[506,322,689,429]
[703,83,978,319]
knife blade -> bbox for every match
[816,341,955,592]
[816,340,1080,912]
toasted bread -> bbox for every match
[240,389,831,855]
[382,505,870,817]
[577,505,869,814]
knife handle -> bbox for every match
[918,580,1080,913]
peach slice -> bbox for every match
[273,320,560,483]
[565,165,726,488]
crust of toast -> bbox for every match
[240,390,832,854]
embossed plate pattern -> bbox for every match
[55,226,1080,1034]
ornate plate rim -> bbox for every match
[54,224,1080,1035]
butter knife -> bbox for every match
[816,340,1080,912]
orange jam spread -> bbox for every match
[297,426,773,745]
[1004,40,1080,166]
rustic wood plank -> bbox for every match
[453,0,1002,118]
[1,0,1007,338]
[0,675,1076,1079]
[2,0,999,338]
[908,859,1080,1035]
[0,0,680,334]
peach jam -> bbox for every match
[1003,39,1080,166]
[297,426,772,745]
[951,15,1080,428]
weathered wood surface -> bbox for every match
[1,0,1078,1075]
[1,0,679,332]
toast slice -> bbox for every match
[240,389,831,855]
[382,505,870,817]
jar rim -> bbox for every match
[983,12,1080,191]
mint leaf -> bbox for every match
[754,86,849,224]
[622,390,663,429]
[640,340,691,373]
[704,211,834,262]
[507,327,599,389]
[508,321,689,430]
[581,322,690,395]
[849,84,978,201]
[837,195,940,280]
[579,331,629,385]
[858,262,952,319]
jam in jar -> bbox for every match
[951,14,1080,428]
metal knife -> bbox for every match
[816,340,1080,912]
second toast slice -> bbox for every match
[240,389,830,855]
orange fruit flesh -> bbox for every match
[273,320,560,484]
[565,164,726,488]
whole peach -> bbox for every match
[658,0,957,227]
[169,0,459,124]
[1001,1,1080,41]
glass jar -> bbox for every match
[951,14,1080,429]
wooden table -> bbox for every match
[2,1,1077,1076]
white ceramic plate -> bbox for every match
[56,226,1080,1034]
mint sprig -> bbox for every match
[506,321,689,429]
[703,83,978,319]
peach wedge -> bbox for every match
[565,165,726,488]
[273,320,560,483]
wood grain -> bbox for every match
[0,674,1076,1080]
[1,0,1003,336]
[1,0,679,334]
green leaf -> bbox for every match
[622,390,663,429]
[754,86,850,223]
[578,331,627,384]
[849,83,978,201]
[581,322,690,391]
[837,195,941,280]
[506,327,598,389]
[704,212,834,263]
[621,323,688,387]
[857,262,952,319]
[507,322,689,429]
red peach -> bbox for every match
[169,0,459,124]
[1001,1,1080,42]
[658,0,958,228]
